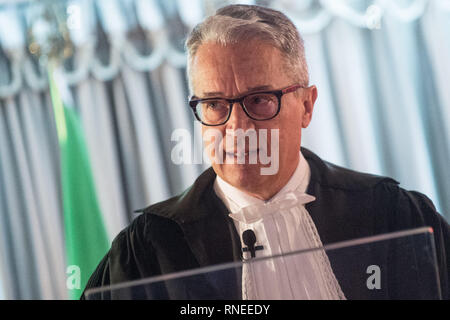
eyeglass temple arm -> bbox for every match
[282,84,304,94]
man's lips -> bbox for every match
[224,149,259,157]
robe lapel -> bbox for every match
[146,167,242,298]
[178,188,239,267]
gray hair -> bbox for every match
[185,4,309,94]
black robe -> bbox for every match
[81,147,449,300]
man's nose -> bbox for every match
[226,102,254,130]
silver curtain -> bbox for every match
[0,0,449,299]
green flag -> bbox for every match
[48,67,109,299]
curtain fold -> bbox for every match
[76,77,128,241]
[110,75,148,217]
[159,63,203,192]
[0,97,50,299]
[301,32,348,167]
[120,65,171,203]
[18,89,68,299]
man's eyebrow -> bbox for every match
[202,91,224,98]
[247,85,273,92]
[197,85,274,99]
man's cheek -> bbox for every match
[260,129,280,176]
[202,128,224,165]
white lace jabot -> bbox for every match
[228,191,316,224]
[213,151,346,300]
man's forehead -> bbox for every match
[191,42,286,96]
[193,41,281,68]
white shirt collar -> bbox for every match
[214,151,311,212]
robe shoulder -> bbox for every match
[374,182,450,299]
[80,211,182,299]
[372,181,449,233]
[307,161,450,299]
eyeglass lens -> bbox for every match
[196,92,278,125]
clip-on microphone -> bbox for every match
[242,229,264,258]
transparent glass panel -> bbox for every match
[85,227,441,300]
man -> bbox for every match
[82,5,449,300]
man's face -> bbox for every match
[191,41,316,199]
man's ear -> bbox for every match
[302,85,317,128]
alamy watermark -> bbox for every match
[66,265,81,290]
[171,122,280,175]
[366,265,381,290]
[365,5,382,30]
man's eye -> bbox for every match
[250,96,268,105]
[206,101,224,109]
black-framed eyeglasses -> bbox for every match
[189,84,304,126]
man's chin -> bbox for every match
[214,163,273,192]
